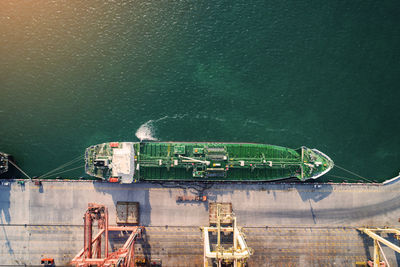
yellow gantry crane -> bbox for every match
[358,227,400,267]
[202,203,253,267]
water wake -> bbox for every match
[135,114,189,141]
[135,120,158,141]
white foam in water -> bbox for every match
[135,120,158,141]
[135,114,189,141]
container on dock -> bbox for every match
[116,201,139,224]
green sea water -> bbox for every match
[1,0,399,182]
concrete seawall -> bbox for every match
[1,180,400,265]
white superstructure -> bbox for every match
[111,142,135,183]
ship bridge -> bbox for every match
[110,142,135,183]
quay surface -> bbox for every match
[1,180,400,266]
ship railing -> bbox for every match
[310,149,334,179]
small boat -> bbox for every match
[0,152,10,175]
[85,142,334,183]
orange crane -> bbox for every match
[71,203,144,267]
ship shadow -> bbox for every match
[93,182,152,226]
[155,181,218,211]
[255,187,400,224]
[92,181,217,227]
[295,183,333,202]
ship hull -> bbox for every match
[85,142,334,183]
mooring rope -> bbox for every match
[38,155,84,178]
[8,160,32,180]
[40,166,83,179]
[334,164,374,183]
[327,174,374,183]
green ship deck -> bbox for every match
[85,142,334,183]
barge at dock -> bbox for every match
[85,142,334,183]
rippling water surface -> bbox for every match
[1,0,399,182]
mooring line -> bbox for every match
[38,155,84,178]
[334,164,373,183]
[40,166,83,179]
[9,160,32,180]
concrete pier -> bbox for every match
[1,180,400,266]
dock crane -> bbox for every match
[71,203,144,267]
[202,203,253,267]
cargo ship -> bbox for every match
[85,142,334,183]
